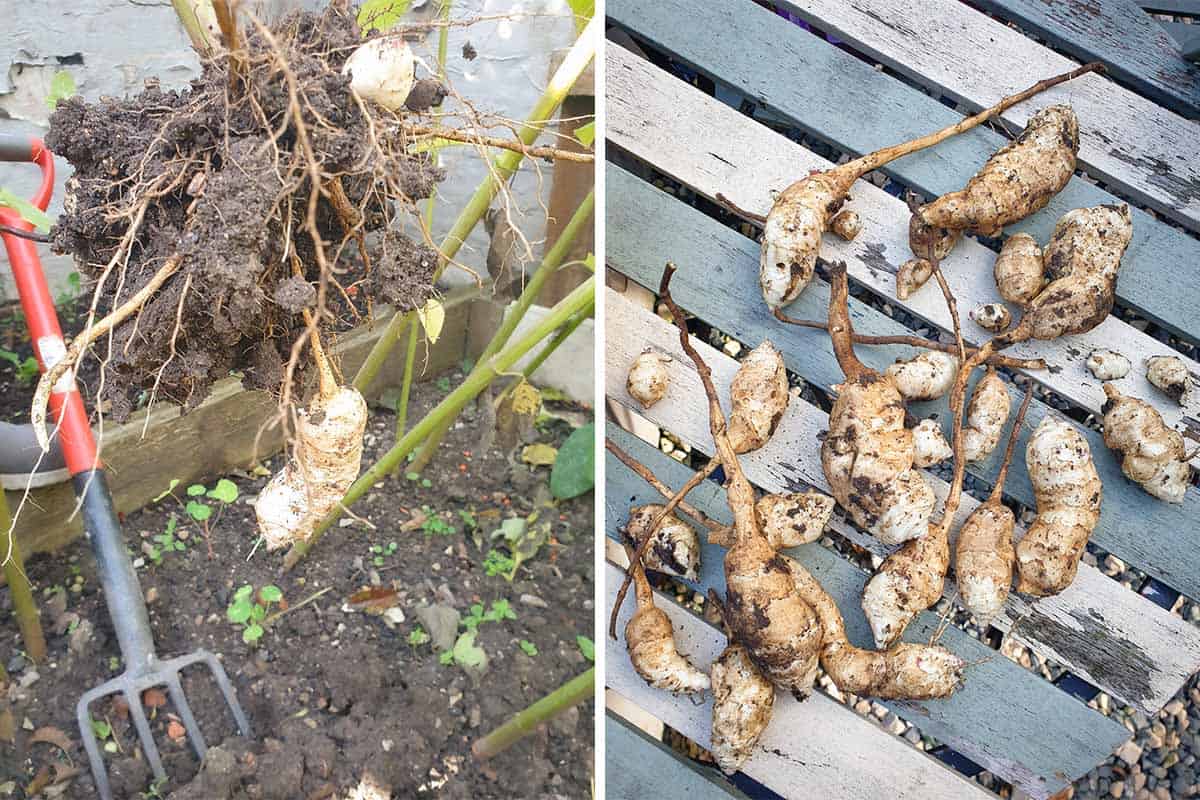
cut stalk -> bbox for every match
[493,307,589,408]
[351,15,597,394]
[284,276,594,570]
[171,0,220,56]
[0,491,45,663]
[409,190,594,472]
[471,668,593,759]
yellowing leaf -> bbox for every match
[521,443,558,467]
[417,299,445,344]
[510,380,542,416]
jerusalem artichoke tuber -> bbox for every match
[1086,350,1131,381]
[993,233,1046,307]
[971,303,1012,333]
[955,387,1033,626]
[912,419,953,468]
[627,350,671,409]
[708,590,774,775]
[962,369,1013,464]
[1015,415,1102,596]
[624,504,701,581]
[1102,384,1190,503]
[708,491,836,549]
[1146,355,1196,406]
[829,210,862,242]
[624,549,710,695]
[885,350,959,402]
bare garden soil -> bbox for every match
[0,377,595,799]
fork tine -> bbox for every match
[126,689,166,782]
[166,676,207,762]
[200,652,253,736]
[77,689,114,800]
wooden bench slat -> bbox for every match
[604,434,1130,799]
[605,47,1200,461]
[1140,0,1200,13]
[605,712,754,799]
[605,158,1200,604]
[777,0,1200,231]
[605,288,1200,716]
[949,0,1200,118]
[606,0,1200,338]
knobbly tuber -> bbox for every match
[624,549,710,695]
[727,340,790,453]
[1102,384,1190,503]
[822,264,936,545]
[963,369,1012,464]
[829,210,862,242]
[624,504,701,581]
[708,491,836,549]
[1015,416,1102,596]
[955,388,1033,626]
[896,258,935,301]
[906,106,1079,296]
[912,419,953,468]
[626,350,672,409]
[752,65,1099,309]
[885,350,958,402]
[993,233,1046,307]
[971,303,1012,333]
[1087,350,1131,381]
[664,264,963,701]
[1146,355,1195,406]
[708,591,774,775]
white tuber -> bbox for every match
[962,369,1012,463]
[1102,384,1190,503]
[970,303,1012,333]
[625,504,700,581]
[626,350,672,409]
[343,38,415,112]
[1146,355,1196,407]
[1086,350,1131,381]
[885,350,958,401]
[912,419,952,468]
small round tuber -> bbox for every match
[342,38,416,112]
[830,210,862,241]
[962,369,1012,463]
[625,555,710,695]
[1015,416,1102,596]
[1086,350,1131,381]
[993,233,1046,307]
[912,418,952,468]
[625,504,701,581]
[970,303,1012,333]
[1102,384,1190,503]
[1146,355,1194,405]
[626,350,672,409]
[708,491,835,550]
[896,258,935,301]
[885,350,959,402]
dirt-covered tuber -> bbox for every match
[884,350,959,402]
[727,340,790,454]
[993,233,1046,307]
[896,258,935,301]
[1102,384,1190,503]
[1146,355,1196,406]
[709,591,774,775]
[625,553,710,695]
[963,369,1012,463]
[625,504,701,580]
[1015,416,1102,596]
[971,303,1012,333]
[709,491,836,550]
[626,350,672,409]
[912,419,953,468]
[1086,350,1131,381]
[830,210,862,242]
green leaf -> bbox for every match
[408,627,430,647]
[207,478,238,504]
[243,623,264,644]
[0,188,53,233]
[250,604,266,622]
[488,599,516,621]
[452,630,487,669]
[186,501,212,521]
[227,599,252,625]
[576,635,595,662]
[186,484,207,497]
[519,639,538,657]
[566,0,593,31]
[405,472,419,481]
[259,585,282,603]
[152,479,180,502]
[90,717,112,740]
[439,650,454,665]
[420,478,432,489]
[46,70,76,111]
[575,120,595,148]
[357,0,412,34]
[234,584,254,601]
[550,422,594,499]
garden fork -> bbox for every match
[0,133,252,799]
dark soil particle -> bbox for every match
[0,379,594,798]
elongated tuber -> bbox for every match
[823,264,936,545]
[754,65,1099,309]
[912,419,952,468]
[625,549,710,695]
[708,591,774,775]
[624,504,701,580]
[1015,415,1102,596]
[627,350,671,409]
[971,303,1012,333]
[1087,349,1131,381]
[728,340,790,453]
[1102,384,1190,503]
[993,233,1046,307]
[955,388,1033,626]
[885,350,958,401]
[709,491,836,549]
[963,369,1012,463]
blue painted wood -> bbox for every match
[961,0,1200,118]
[605,713,752,800]
[607,162,1200,602]
[605,427,1131,798]
[606,0,1200,340]
[1140,0,1200,13]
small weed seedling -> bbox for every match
[436,375,452,393]
[90,716,118,754]
[155,478,239,558]
[0,348,39,385]
[408,627,431,649]
[421,513,456,538]
[462,598,517,631]
[483,549,516,578]
[369,541,398,567]
[146,515,185,566]
[485,515,550,581]
[519,639,538,657]
[227,584,283,645]
[458,509,477,532]
[140,777,169,800]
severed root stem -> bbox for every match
[605,438,724,531]
[32,254,183,451]
[772,308,1046,371]
[403,124,595,163]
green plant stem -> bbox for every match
[351,15,598,394]
[0,491,45,663]
[263,585,333,625]
[284,277,594,570]
[395,315,420,437]
[494,308,589,408]
[171,0,220,55]
[409,189,594,472]
[471,667,594,759]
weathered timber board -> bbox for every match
[605,713,754,799]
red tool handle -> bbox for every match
[0,136,99,474]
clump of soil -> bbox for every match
[46,5,442,421]
[0,379,594,798]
